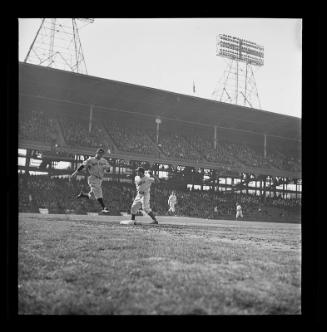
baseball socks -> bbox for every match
[97,198,109,212]
[148,211,158,224]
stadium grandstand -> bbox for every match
[18,62,301,222]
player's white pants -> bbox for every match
[168,203,176,213]
[87,175,103,199]
[236,211,243,219]
[131,192,151,214]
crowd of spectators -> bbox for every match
[266,196,301,208]
[19,174,301,222]
[19,110,58,144]
[19,111,300,173]
[186,135,244,167]
[267,148,301,172]
[18,173,136,215]
[104,120,159,155]
[147,128,203,162]
[149,126,300,173]
[223,143,271,169]
[59,117,106,148]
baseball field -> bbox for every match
[18,213,301,315]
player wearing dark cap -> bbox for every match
[70,148,111,214]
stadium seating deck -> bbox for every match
[19,110,300,173]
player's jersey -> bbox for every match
[135,175,154,194]
[82,157,110,179]
[168,194,177,204]
[236,204,242,211]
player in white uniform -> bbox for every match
[236,202,243,220]
[70,148,111,213]
[168,191,177,215]
[121,167,159,225]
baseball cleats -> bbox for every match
[99,208,110,215]
[149,220,159,225]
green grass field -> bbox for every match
[18,213,301,315]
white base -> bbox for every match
[120,220,135,225]
[99,211,110,215]
[39,208,49,214]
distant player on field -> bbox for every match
[168,191,177,215]
[236,202,243,220]
[121,167,159,225]
[70,148,111,214]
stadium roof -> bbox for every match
[19,62,301,141]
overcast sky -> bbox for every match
[19,18,302,118]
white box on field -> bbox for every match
[39,208,49,214]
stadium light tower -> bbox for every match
[212,34,264,109]
[24,18,94,74]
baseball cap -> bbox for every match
[136,167,145,173]
[96,148,105,154]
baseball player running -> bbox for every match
[70,148,111,214]
[121,167,159,225]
